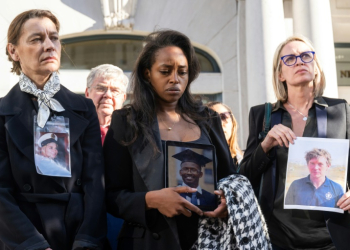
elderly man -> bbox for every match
[85,64,128,250]
[85,64,129,144]
[285,148,344,208]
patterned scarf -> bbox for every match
[191,174,271,250]
[19,72,65,128]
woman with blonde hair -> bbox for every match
[207,101,243,167]
[239,35,350,249]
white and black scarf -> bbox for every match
[19,72,65,128]
[191,174,272,250]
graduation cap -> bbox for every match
[172,149,212,167]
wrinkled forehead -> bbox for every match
[21,17,58,38]
[92,75,127,89]
[280,41,312,56]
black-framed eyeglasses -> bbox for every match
[219,112,232,122]
[180,167,201,174]
[281,51,315,66]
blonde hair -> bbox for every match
[207,102,243,159]
[272,35,326,102]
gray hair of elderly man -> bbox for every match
[86,64,129,92]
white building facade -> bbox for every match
[0,0,349,147]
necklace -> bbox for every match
[160,113,180,131]
[287,101,308,121]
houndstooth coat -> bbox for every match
[191,174,271,250]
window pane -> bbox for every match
[61,39,143,71]
[61,38,218,72]
[196,53,214,72]
[335,46,350,86]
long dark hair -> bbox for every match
[125,29,209,154]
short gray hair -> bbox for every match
[87,64,129,92]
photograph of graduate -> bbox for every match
[285,147,346,211]
[171,148,217,209]
[35,132,71,177]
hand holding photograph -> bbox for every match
[165,141,218,211]
[284,137,349,213]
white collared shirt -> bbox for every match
[181,183,202,205]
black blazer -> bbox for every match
[239,96,350,219]
[104,107,235,250]
[0,84,107,250]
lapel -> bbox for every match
[53,85,89,146]
[314,97,328,138]
[0,84,89,163]
[131,116,164,191]
[129,115,180,245]
[0,84,37,163]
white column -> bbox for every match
[246,0,286,109]
[293,0,338,98]
[237,0,249,147]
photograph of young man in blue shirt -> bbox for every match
[285,148,344,208]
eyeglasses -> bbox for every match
[91,85,124,97]
[281,51,315,66]
[219,112,232,122]
[180,167,201,174]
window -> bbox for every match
[335,44,350,86]
[61,35,220,72]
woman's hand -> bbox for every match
[204,190,228,218]
[45,248,52,250]
[145,186,203,217]
[337,190,350,211]
[261,124,296,153]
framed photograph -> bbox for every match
[165,141,218,211]
[284,137,349,213]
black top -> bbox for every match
[104,107,234,250]
[268,101,335,250]
[162,130,211,250]
[0,84,106,249]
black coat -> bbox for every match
[239,96,350,220]
[103,108,235,250]
[0,84,107,250]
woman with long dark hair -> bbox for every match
[104,30,234,250]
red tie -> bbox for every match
[100,126,109,145]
